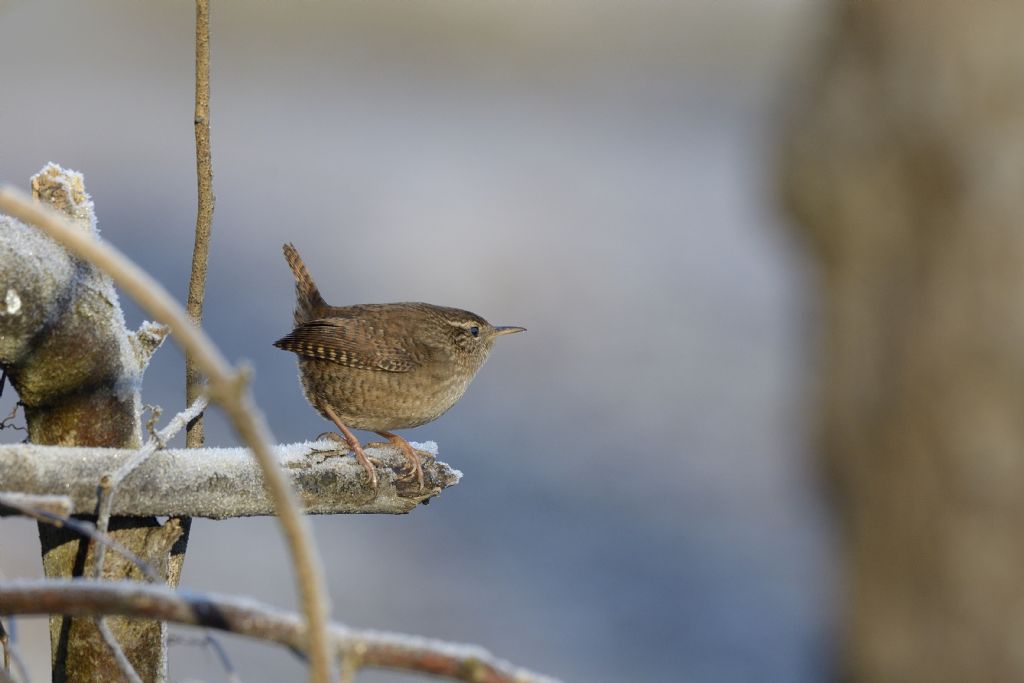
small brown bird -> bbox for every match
[273,243,525,489]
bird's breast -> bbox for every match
[296,358,475,432]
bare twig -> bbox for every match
[169,632,242,683]
[0,617,9,673]
[0,493,72,518]
[96,618,143,683]
[0,493,160,583]
[0,440,455,518]
[92,397,209,577]
[0,618,29,683]
[143,404,162,441]
[0,404,24,433]
[0,187,333,683]
[0,579,563,683]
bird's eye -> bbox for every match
[469,326,480,338]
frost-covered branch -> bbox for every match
[0,440,457,518]
[0,579,563,683]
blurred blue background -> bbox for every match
[0,2,834,681]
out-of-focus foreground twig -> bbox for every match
[0,579,563,683]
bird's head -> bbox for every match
[440,310,526,365]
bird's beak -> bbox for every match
[492,326,526,337]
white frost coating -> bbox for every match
[3,288,20,314]
[136,320,166,339]
[0,441,459,518]
[38,162,97,233]
[130,320,169,365]
[407,440,439,455]
[278,439,440,463]
[0,215,76,361]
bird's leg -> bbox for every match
[315,430,389,477]
[375,431,424,489]
[321,404,378,490]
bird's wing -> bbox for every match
[273,318,424,372]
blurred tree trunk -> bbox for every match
[782,2,1024,681]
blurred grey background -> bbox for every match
[0,1,833,681]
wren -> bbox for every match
[273,243,525,489]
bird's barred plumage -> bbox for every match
[273,318,421,372]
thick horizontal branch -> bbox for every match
[0,440,458,518]
[0,579,561,683]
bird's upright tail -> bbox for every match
[283,242,328,324]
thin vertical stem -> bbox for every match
[187,0,214,446]
[174,0,216,593]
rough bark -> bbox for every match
[0,165,170,681]
[782,2,1024,681]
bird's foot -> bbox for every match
[311,431,387,492]
[376,431,425,490]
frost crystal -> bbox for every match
[3,289,20,315]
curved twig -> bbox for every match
[0,187,334,683]
[168,632,242,683]
[0,579,563,683]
